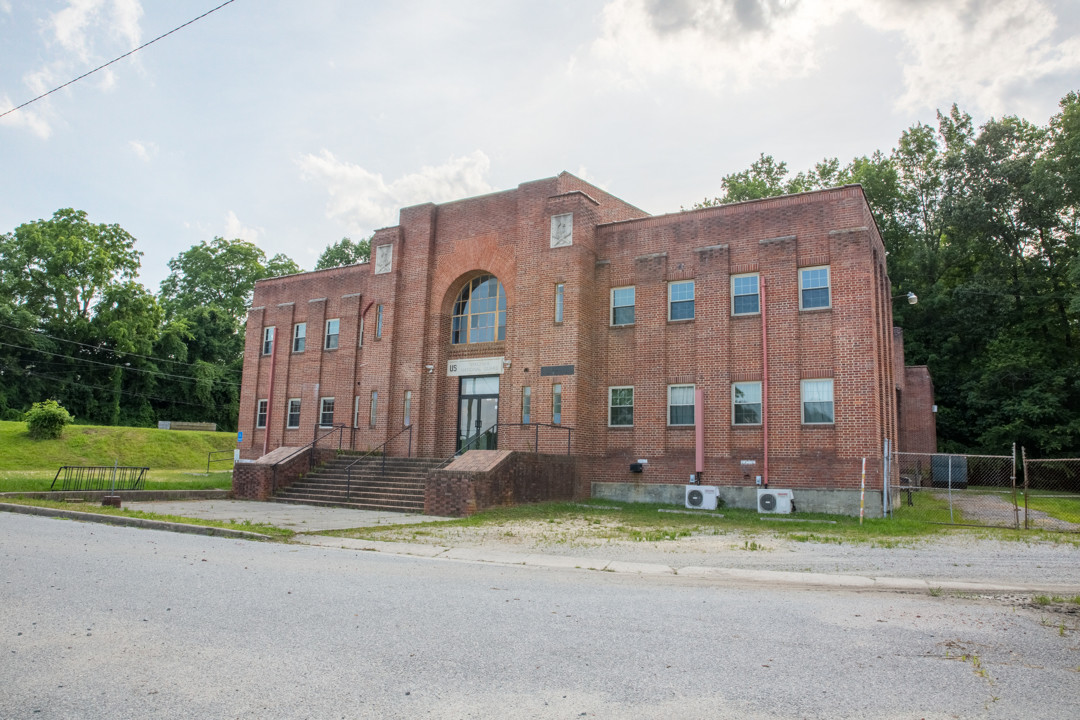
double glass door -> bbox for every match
[458,375,499,451]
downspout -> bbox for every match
[761,277,769,488]
[694,387,704,484]
[262,333,277,457]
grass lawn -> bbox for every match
[0,497,291,539]
[1023,491,1080,525]
[0,469,234,494]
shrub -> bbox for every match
[25,400,73,440]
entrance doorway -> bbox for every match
[458,375,499,451]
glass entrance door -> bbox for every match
[458,375,499,451]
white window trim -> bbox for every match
[375,305,383,339]
[731,382,762,426]
[731,273,760,316]
[610,286,635,327]
[286,398,301,429]
[324,318,340,350]
[255,399,268,428]
[667,384,696,427]
[262,327,275,355]
[554,283,565,323]
[358,316,364,347]
[667,280,695,321]
[403,390,412,427]
[370,390,378,428]
[607,386,634,427]
[552,383,563,425]
[319,397,335,428]
[292,323,306,353]
[799,265,831,311]
[522,386,532,424]
[801,379,835,425]
[353,396,360,428]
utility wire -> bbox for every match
[0,0,239,120]
[0,322,243,375]
[0,340,241,387]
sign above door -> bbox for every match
[447,356,505,377]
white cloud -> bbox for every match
[584,0,1080,114]
[223,211,262,244]
[1,2,13,14]
[0,95,52,139]
[297,150,494,232]
[128,139,156,161]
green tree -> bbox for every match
[315,236,371,269]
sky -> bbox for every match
[2,0,1079,291]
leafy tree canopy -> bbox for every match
[315,236,371,270]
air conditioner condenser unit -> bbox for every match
[685,485,720,510]
[757,488,794,514]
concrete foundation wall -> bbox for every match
[592,482,885,518]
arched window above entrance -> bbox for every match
[451,274,506,344]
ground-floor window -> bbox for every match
[801,379,834,424]
[552,384,562,425]
[370,390,378,428]
[732,382,762,425]
[522,386,531,424]
[256,399,268,428]
[668,384,695,426]
[608,387,633,426]
[319,397,335,427]
[403,390,412,427]
[286,398,301,429]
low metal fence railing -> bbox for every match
[1020,451,1080,532]
[50,466,149,492]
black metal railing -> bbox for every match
[206,450,234,474]
[450,422,573,461]
[270,424,345,494]
[344,424,413,500]
[50,466,149,492]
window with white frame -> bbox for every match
[375,305,384,339]
[799,266,831,310]
[292,323,306,353]
[324,318,339,349]
[319,397,335,427]
[358,316,365,347]
[262,327,274,355]
[668,280,694,321]
[732,382,762,425]
[801,379,834,424]
[256,399,268,428]
[403,390,412,427]
[732,274,760,315]
[668,384,695,426]
[552,384,562,425]
[370,390,378,428]
[608,387,634,427]
[353,396,360,428]
[286,398,301,429]
[611,287,635,326]
[554,283,564,323]
[522,386,531,424]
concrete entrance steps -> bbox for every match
[272,455,445,513]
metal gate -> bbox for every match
[891,449,1019,528]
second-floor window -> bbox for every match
[325,319,339,349]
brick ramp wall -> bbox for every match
[425,450,578,517]
[233,446,337,501]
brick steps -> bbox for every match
[271,455,445,513]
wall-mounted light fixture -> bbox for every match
[425,365,434,373]
[892,291,918,305]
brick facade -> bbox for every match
[237,172,935,512]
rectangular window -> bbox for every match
[732,274,760,315]
[800,266,831,310]
[732,382,762,425]
[611,286,635,326]
[802,379,835,424]
[319,397,335,427]
[403,390,412,427]
[608,387,634,427]
[522,387,531,424]
[554,283,564,323]
[292,323,306,353]
[325,318,339,349]
[358,316,364,347]
[353,396,360,428]
[668,280,694,321]
[552,384,562,425]
[286,398,301,429]
[375,305,383,339]
[370,390,378,428]
[668,384,695,426]
[262,327,274,355]
[255,399,268,428]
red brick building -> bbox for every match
[237,172,935,515]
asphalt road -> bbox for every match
[2,513,1078,719]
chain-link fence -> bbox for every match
[891,450,1020,528]
[1020,450,1080,532]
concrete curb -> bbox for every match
[0,503,272,541]
[292,533,1080,595]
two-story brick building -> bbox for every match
[236,172,935,516]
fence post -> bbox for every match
[1021,446,1030,530]
[1011,443,1019,530]
[948,455,954,524]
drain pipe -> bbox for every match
[262,332,277,457]
[694,387,704,484]
[761,277,769,489]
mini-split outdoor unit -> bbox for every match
[685,485,720,510]
[757,488,794,514]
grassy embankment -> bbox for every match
[0,420,235,493]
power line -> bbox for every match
[0,0,239,120]
[0,340,241,387]
[0,322,243,375]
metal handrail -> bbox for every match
[343,424,413,500]
[206,450,234,474]
[445,422,573,464]
[270,424,345,493]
